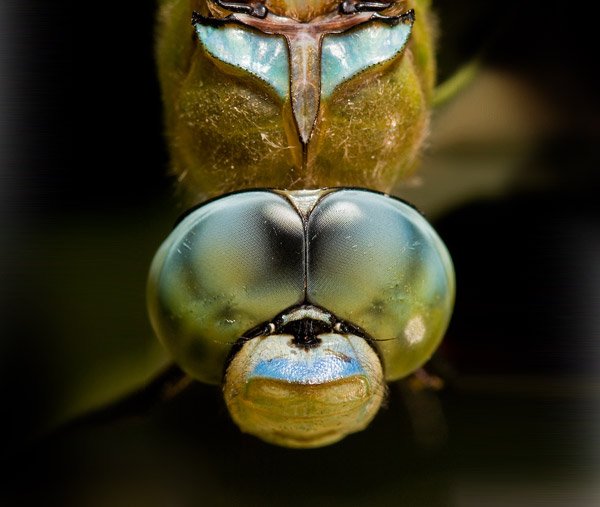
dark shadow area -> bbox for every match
[1,1,598,505]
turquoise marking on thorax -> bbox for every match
[250,352,364,384]
[321,21,412,98]
[195,24,289,99]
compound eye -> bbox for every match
[306,189,455,380]
[147,191,305,384]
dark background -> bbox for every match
[1,1,599,505]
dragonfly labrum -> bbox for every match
[148,0,455,448]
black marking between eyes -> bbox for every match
[281,319,329,350]
[221,302,386,382]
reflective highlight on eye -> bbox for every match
[321,19,413,97]
[147,191,305,384]
[154,1,445,449]
[404,314,426,345]
[306,190,455,380]
[148,189,454,386]
[195,24,289,99]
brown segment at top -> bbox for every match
[265,0,340,21]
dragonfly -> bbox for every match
[148,0,455,448]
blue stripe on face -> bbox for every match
[195,24,289,100]
[250,353,364,384]
[321,21,412,99]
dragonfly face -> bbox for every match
[150,0,452,447]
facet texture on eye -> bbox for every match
[147,191,306,384]
[305,189,455,380]
[150,0,447,449]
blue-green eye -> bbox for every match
[154,1,443,448]
[148,188,454,446]
[306,190,455,380]
[148,191,305,384]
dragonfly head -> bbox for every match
[148,188,454,447]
